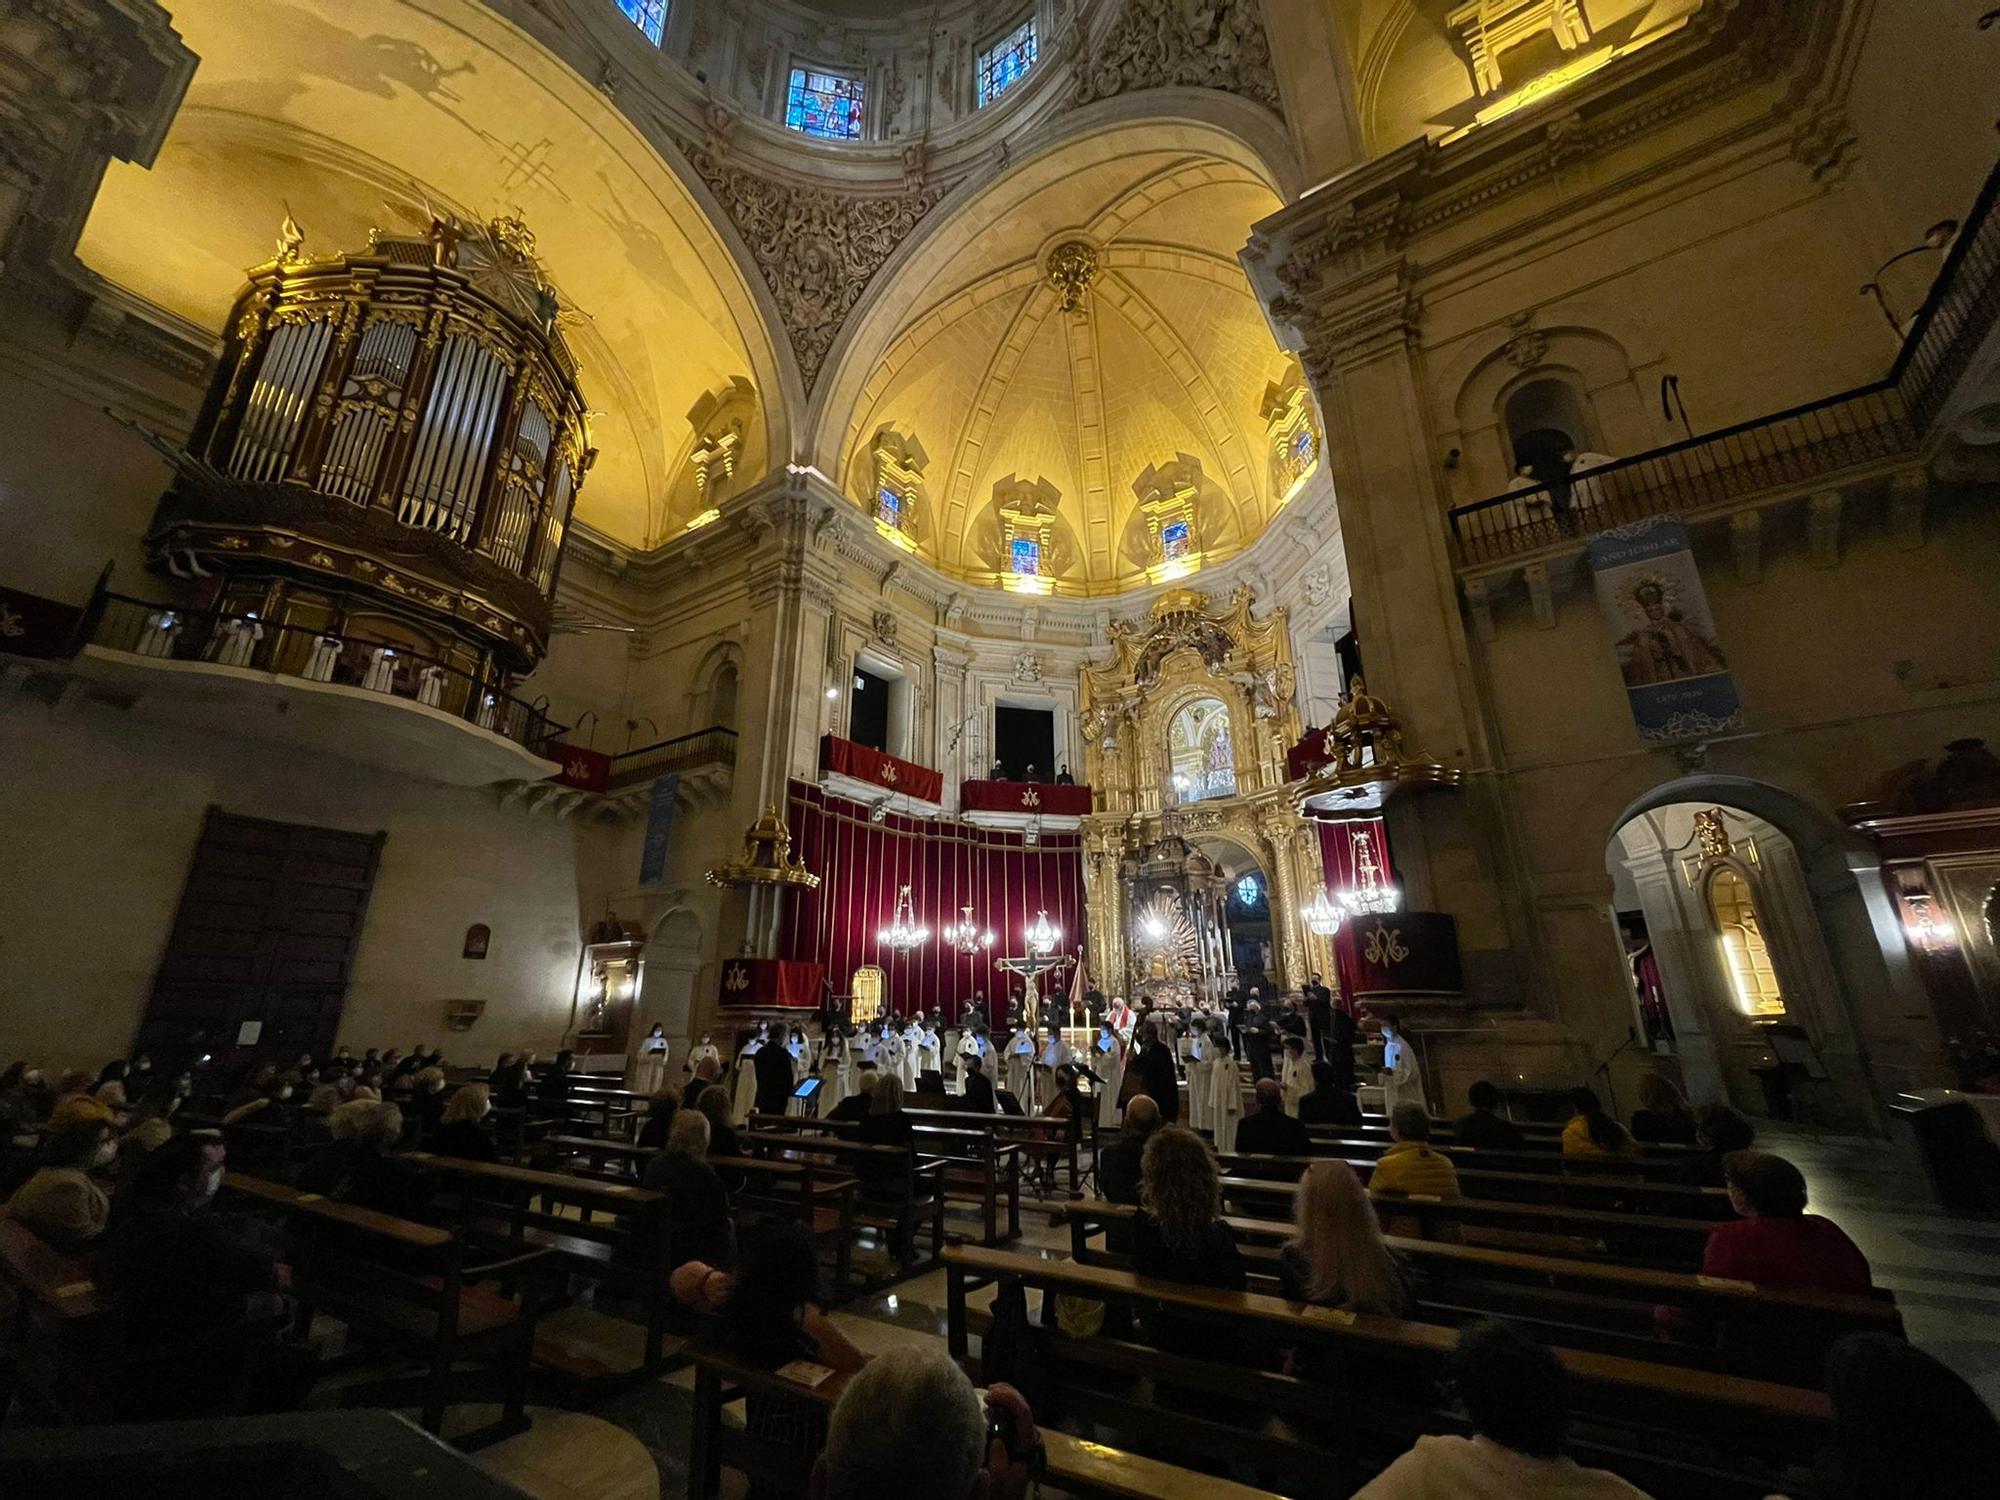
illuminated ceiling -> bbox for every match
[824,124,1297,596]
[75,0,784,550]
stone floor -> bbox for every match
[456,1131,2000,1500]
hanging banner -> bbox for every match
[638,772,681,887]
[547,743,611,793]
[1588,519,1742,742]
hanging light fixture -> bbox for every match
[945,904,994,955]
[1026,908,1060,956]
[878,883,930,952]
[1331,824,1402,918]
[1301,885,1345,936]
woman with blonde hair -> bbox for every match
[1281,1161,1408,1315]
[433,1082,499,1161]
[1630,1070,1697,1146]
[1134,1125,1246,1292]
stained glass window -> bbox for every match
[1161,518,1191,561]
[785,66,866,140]
[614,0,666,46]
[1236,874,1260,905]
[1292,428,1315,463]
[1010,537,1040,575]
[877,487,902,528]
[977,17,1037,107]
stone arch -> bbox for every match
[1603,773,1917,1132]
[689,639,745,731]
[1435,301,1669,502]
[640,906,704,1061]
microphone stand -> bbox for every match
[1593,1026,1642,1119]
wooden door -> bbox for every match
[139,808,385,1069]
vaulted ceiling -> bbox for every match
[825,125,1298,595]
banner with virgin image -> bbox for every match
[1588,518,1742,742]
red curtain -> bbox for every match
[818,734,945,804]
[778,780,1086,1021]
[960,780,1093,816]
[1314,817,1395,889]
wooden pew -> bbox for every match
[1212,1173,1717,1269]
[395,1153,679,1373]
[746,1122,1020,1245]
[1279,1134,1706,1181]
[736,1131,947,1277]
[905,1105,1082,1192]
[944,1244,1829,1500]
[1218,1152,1736,1220]
[539,1135,862,1298]
[686,1341,1290,1500]
[220,1171,545,1438]
[1056,1198,1900,1384]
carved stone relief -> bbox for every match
[1071,0,1283,115]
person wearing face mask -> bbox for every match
[102,1133,312,1419]
[432,1082,501,1161]
[6,1119,117,1252]
[222,1075,297,1126]
[405,1065,451,1139]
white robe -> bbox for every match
[632,1035,669,1095]
[730,1042,761,1124]
[1381,1031,1424,1119]
[917,1028,941,1080]
[818,1037,849,1108]
[898,1028,923,1089]
[1037,1038,1073,1111]
[688,1040,721,1077]
[1186,1033,1215,1134]
[1281,1048,1312,1119]
[1209,1053,1244,1154]
[1093,1035,1127,1128]
[1003,1035,1034,1104]
[952,1033,985,1094]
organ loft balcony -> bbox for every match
[66,211,596,785]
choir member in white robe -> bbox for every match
[1280,1035,1313,1118]
[916,1021,941,1081]
[898,1022,923,1089]
[788,1027,810,1085]
[687,1034,721,1082]
[1092,1021,1127,1129]
[1036,1027,1073,1112]
[730,1035,762,1124]
[1380,1019,1425,1118]
[1002,1027,1035,1105]
[880,1027,907,1089]
[1209,1049,1244,1153]
[951,1029,985,1094]
[212,615,264,668]
[817,1026,850,1109]
[1185,1019,1215,1135]
[632,1024,669,1095]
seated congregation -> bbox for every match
[2,1041,1995,1500]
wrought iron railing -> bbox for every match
[1448,156,2000,566]
[1448,385,1916,566]
[86,592,566,753]
[607,725,739,789]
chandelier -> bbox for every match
[1301,886,1345,936]
[945,905,994,955]
[1305,825,1403,933]
[1026,909,1061,956]
[877,884,930,952]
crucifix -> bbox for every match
[995,949,1074,1032]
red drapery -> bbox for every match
[1313,817,1396,1009]
[819,734,945,804]
[959,780,1093,816]
[778,780,1086,1021]
[1287,725,1332,780]
[718,958,824,1008]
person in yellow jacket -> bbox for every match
[1561,1085,1644,1159]
[1369,1102,1462,1198]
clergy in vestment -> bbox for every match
[1093,1021,1128,1129]
[1209,1049,1245,1153]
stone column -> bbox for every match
[1257,808,1308,990]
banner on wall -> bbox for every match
[1588,518,1743,743]
[638,772,681,887]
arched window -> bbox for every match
[1706,866,1787,1017]
[1503,376,1594,476]
[710,662,738,729]
[1167,699,1236,803]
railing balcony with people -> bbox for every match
[1448,156,2000,568]
[85,592,566,754]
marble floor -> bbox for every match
[455,1132,2000,1500]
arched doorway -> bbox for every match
[639,908,702,1065]
[1606,796,1879,1131]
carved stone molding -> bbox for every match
[1071,0,1283,116]
[673,136,947,391]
